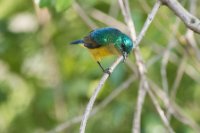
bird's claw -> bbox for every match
[122,52,127,62]
[104,68,111,76]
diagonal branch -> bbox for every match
[47,51,163,133]
[80,56,123,133]
[135,0,162,46]
[48,75,136,133]
[73,2,98,29]
[160,0,200,33]
[149,79,200,132]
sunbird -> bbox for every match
[70,27,134,74]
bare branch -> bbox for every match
[48,75,136,133]
[170,55,187,101]
[118,0,136,40]
[90,9,128,34]
[161,18,180,94]
[160,0,200,33]
[72,3,128,133]
[132,79,146,133]
[48,51,164,133]
[80,56,123,133]
[148,88,175,133]
[132,1,161,133]
[149,80,200,132]
[109,0,120,18]
[135,0,161,46]
[153,43,200,83]
[167,0,198,120]
[73,2,98,29]
[118,1,146,133]
[118,0,174,133]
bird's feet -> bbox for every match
[103,68,111,76]
[122,52,127,62]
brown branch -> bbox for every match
[160,0,200,33]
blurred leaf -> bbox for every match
[55,0,73,12]
[0,82,10,105]
[38,0,54,8]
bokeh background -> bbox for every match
[0,0,200,133]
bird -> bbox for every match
[70,27,134,74]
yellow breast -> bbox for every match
[88,45,120,61]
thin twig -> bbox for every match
[135,0,161,46]
[148,88,175,133]
[161,19,180,95]
[132,77,146,133]
[48,75,136,133]
[118,0,173,132]
[184,30,200,61]
[139,0,169,35]
[118,1,145,132]
[153,43,200,83]
[129,1,161,133]
[48,51,164,133]
[184,0,200,61]
[170,55,187,103]
[118,0,136,40]
[118,0,167,133]
[71,3,127,133]
[149,80,200,133]
[109,0,120,18]
[80,56,123,133]
[73,2,98,29]
[167,0,197,120]
[90,9,128,34]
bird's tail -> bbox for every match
[70,40,84,44]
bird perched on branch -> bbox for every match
[70,27,134,74]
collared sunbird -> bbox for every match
[70,27,134,74]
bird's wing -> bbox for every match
[83,35,101,49]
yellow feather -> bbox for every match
[88,45,120,61]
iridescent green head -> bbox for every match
[114,33,133,57]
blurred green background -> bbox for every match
[0,0,200,133]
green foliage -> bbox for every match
[55,0,73,12]
[39,0,54,8]
[39,0,73,12]
[0,82,10,104]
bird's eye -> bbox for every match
[121,43,125,49]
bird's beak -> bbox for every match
[122,51,127,62]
